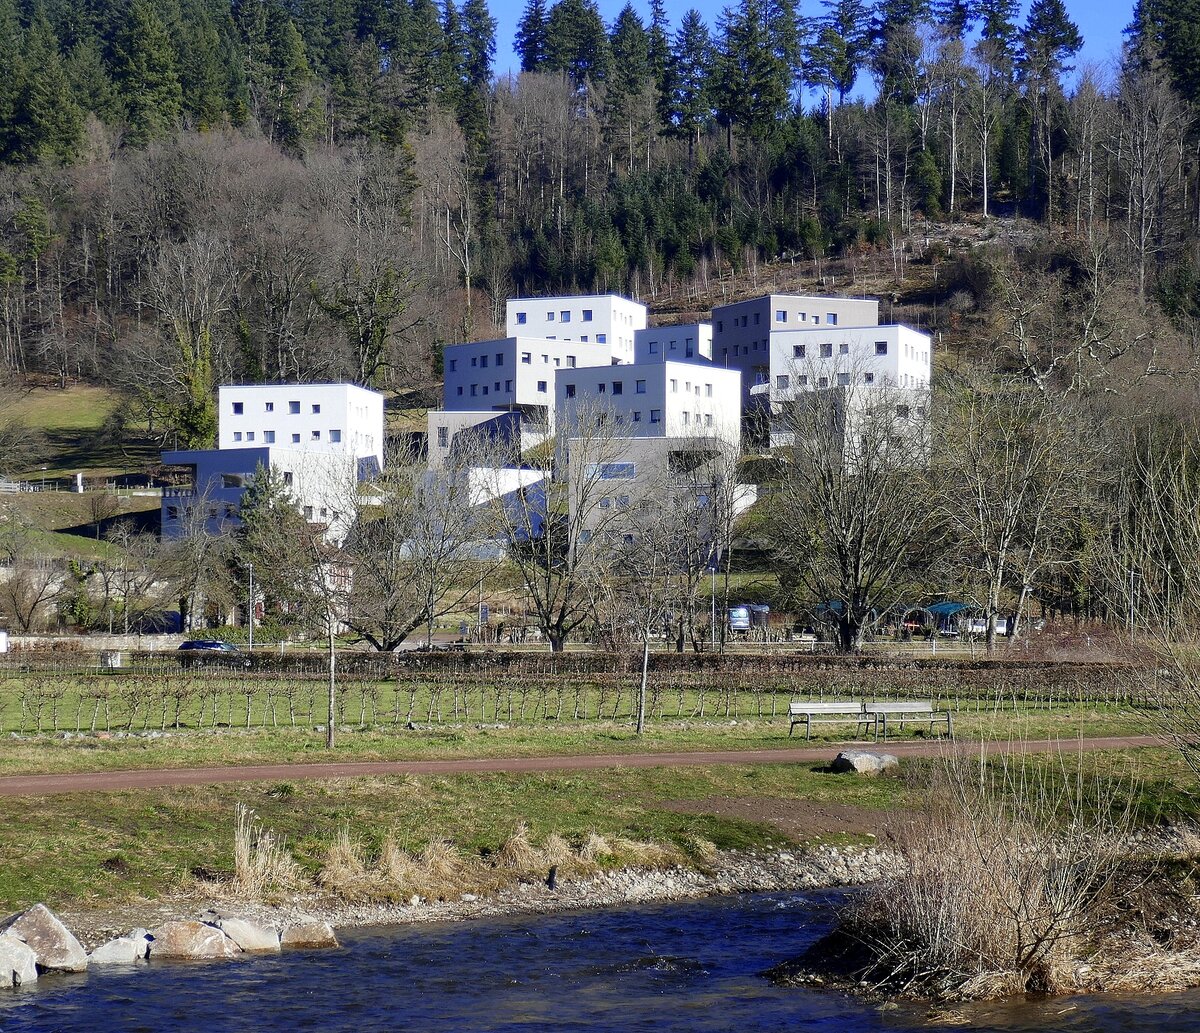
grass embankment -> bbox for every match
[0,761,905,912]
[0,701,1151,777]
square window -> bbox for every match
[776,310,786,322]
[717,321,723,332]
[312,403,320,414]
[582,309,593,321]
[705,414,712,426]
[547,311,555,322]
[303,506,313,520]
[827,313,838,325]
[521,352,531,364]
[754,312,760,324]
[560,310,570,322]
[264,430,275,443]
[636,380,646,394]
[470,385,477,396]
[292,433,300,443]
[864,372,875,384]
[599,497,610,509]
[516,311,527,324]
[312,430,321,440]
[264,402,274,412]
[777,375,789,389]
[612,381,623,395]
[649,341,658,353]
[482,386,489,395]
[818,376,829,388]
[580,336,588,342]
[537,380,547,392]
[567,356,576,368]
[670,379,678,393]
[495,381,501,391]
[449,359,457,372]
[837,372,850,386]
[437,426,448,447]
[839,342,849,354]
[289,400,300,414]
[793,344,805,359]
[496,353,504,366]
[875,341,888,356]
[480,355,488,369]
[330,429,341,443]
[650,409,661,423]
[471,356,478,367]
[233,431,242,442]
[705,384,712,397]
[456,386,463,396]
[820,343,833,358]
[682,412,690,425]
[798,375,809,386]
[596,333,607,343]
[597,383,606,394]
[282,471,293,486]
[232,402,243,415]
[505,380,512,391]
[565,384,576,398]
[632,411,642,422]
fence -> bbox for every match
[0,649,1151,736]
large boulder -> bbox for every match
[217,918,281,954]
[280,921,339,950]
[89,936,146,965]
[148,921,239,960]
[0,904,88,973]
[830,751,900,777]
[0,933,38,987]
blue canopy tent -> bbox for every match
[926,601,972,635]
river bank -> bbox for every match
[55,841,897,951]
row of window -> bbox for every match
[232,429,343,444]
[231,401,322,415]
[645,338,697,357]
[791,341,892,359]
[515,308,595,325]
[717,311,840,333]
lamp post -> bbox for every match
[248,562,255,652]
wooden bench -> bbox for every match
[865,700,953,741]
[788,700,872,740]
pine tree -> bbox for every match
[1019,0,1082,83]
[112,0,184,143]
[515,0,549,72]
[265,9,312,147]
[974,0,1021,82]
[546,0,609,89]
[932,0,974,36]
[646,0,670,87]
[458,0,495,141]
[66,37,120,122]
[176,0,229,128]
[809,0,869,104]
[664,8,713,155]
[713,0,791,144]
[0,0,26,162]
[13,13,83,163]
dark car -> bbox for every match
[177,640,250,667]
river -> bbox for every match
[1,891,1197,1031]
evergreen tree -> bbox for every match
[13,13,83,163]
[664,8,713,153]
[545,0,609,89]
[1018,0,1082,85]
[405,0,448,108]
[458,0,495,140]
[175,0,229,128]
[265,9,312,147]
[1131,0,1200,102]
[66,37,120,122]
[713,0,791,143]
[111,0,184,143]
[647,0,670,87]
[515,0,549,72]
[932,0,974,36]
[0,0,25,162]
[809,0,869,104]
[974,0,1021,82]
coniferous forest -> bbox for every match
[0,0,1198,445]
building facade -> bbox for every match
[505,295,647,364]
[633,323,713,364]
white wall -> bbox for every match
[767,324,932,400]
[554,361,742,444]
[505,295,647,364]
[442,337,613,412]
[217,384,383,467]
[633,323,713,363]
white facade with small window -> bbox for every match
[554,360,742,445]
[217,384,383,468]
[765,325,931,400]
[712,294,881,405]
[505,295,646,364]
[162,383,384,542]
[441,337,613,413]
[633,323,712,364]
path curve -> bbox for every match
[0,736,1161,797]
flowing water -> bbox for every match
[1,891,1197,1032]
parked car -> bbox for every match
[177,640,250,667]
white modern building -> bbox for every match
[633,323,713,364]
[506,295,647,364]
[712,293,882,405]
[766,324,932,397]
[162,383,384,541]
[554,361,742,445]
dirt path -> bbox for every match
[0,735,1160,797]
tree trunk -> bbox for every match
[636,637,649,735]
[326,612,336,750]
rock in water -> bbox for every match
[830,751,900,776]
[0,933,39,986]
[217,918,281,953]
[89,937,144,965]
[280,921,339,950]
[148,921,240,960]
[0,904,88,972]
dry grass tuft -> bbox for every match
[611,837,681,868]
[579,832,613,862]
[496,822,543,874]
[232,803,300,895]
[687,837,720,866]
[317,826,371,898]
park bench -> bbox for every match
[864,700,953,741]
[788,700,872,740]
